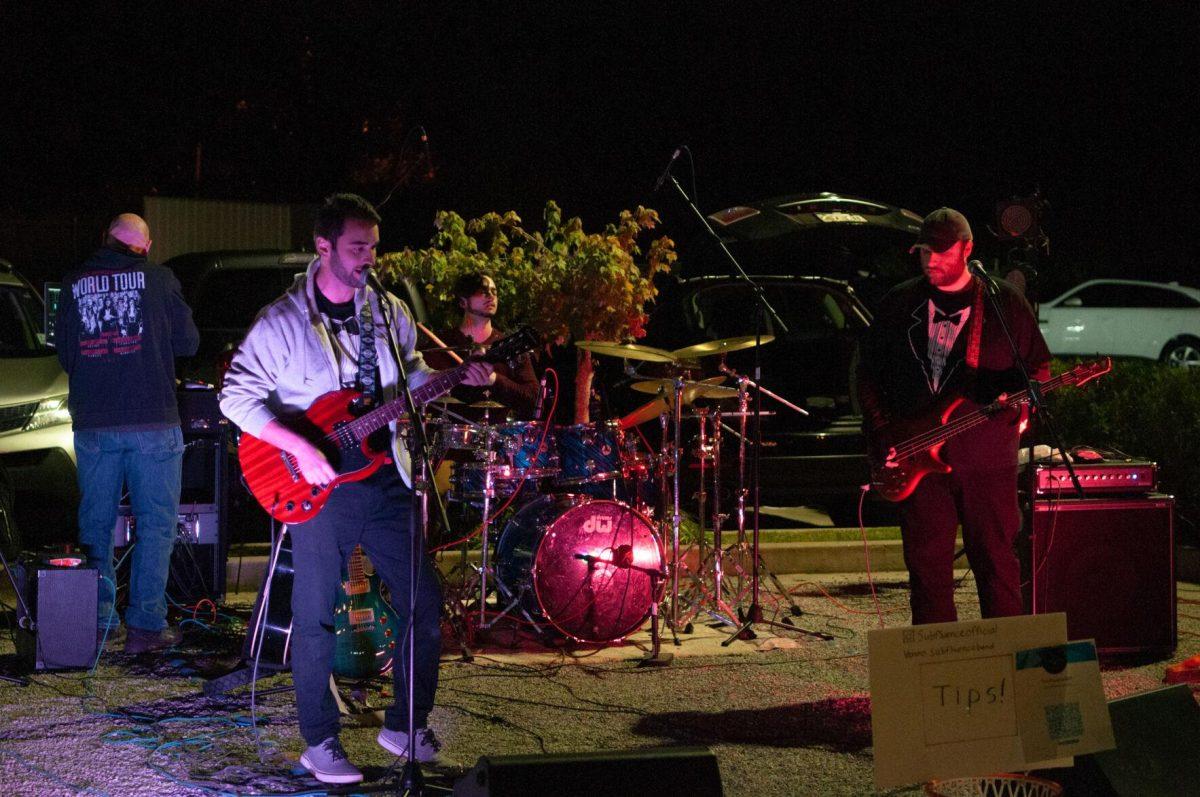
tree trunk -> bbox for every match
[574,348,594,424]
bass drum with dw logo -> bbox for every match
[494,494,663,644]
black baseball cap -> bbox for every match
[910,208,972,253]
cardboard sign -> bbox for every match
[1014,640,1115,761]
[869,614,1069,789]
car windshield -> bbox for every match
[0,284,52,358]
[690,282,867,339]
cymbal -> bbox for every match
[670,335,775,359]
[630,376,738,402]
[575,340,677,362]
[429,395,464,405]
[618,398,670,429]
[468,400,505,409]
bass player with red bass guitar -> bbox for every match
[855,208,1052,627]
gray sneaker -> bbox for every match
[300,736,363,785]
[124,625,182,654]
[377,726,441,763]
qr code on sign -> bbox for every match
[1044,701,1083,742]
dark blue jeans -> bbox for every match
[288,466,443,746]
[75,426,184,632]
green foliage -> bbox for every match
[377,201,676,344]
[1046,357,1200,525]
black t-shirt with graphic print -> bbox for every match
[314,286,381,404]
[856,275,1051,471]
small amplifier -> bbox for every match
[177,386,225,436]
[112,503,220,547]
[12,561,98,670]
[1032,459,1156,496]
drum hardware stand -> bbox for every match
[717,362,833,645]
[636,565,673,667]
[675,407,741,629]
[664,375,688,642]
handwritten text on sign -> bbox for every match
[919,655,1016,745]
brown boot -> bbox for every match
[124,625,182,654]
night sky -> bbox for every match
[3,3,1197,297]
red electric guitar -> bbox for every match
[238,326,539,523]
[869,358,1111,502]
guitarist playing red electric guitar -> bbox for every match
[219,194,504,785]
[856,208,1056,627]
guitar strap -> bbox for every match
[356,291,378,406]
[965,276,985,370]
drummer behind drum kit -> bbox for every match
[432,334,828,659]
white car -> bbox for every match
[1038,278,1200,366]
[0,261,75,502]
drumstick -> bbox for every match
[417,322,464,364]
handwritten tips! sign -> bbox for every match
[868,614,1070,789]
[918,655,1015,745]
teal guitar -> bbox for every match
[333,545,396,680]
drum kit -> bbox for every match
[430,333,817,656]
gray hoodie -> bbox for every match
[219,257,435,486]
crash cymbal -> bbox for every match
[630,376,738,402]
[618,398,670,429]
[670,335,775,359]
[429,395,464,405]
[575,340,677,363]
[468,400,505,409]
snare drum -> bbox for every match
[448,461,523,504]
[436,421,492,452]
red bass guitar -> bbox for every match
[238,326,539,523]
[869,358,1112,502]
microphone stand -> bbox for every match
[971,266,1083,499]
[371,282,433,796]
[664,173,829,644]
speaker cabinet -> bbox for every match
[13,563,98,670]
[452,746,722,797]
[1038,684,1200,796]
[1029,496,1175,656]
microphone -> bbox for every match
[968,259,1000,294]
[366,268,388,294]
[653,147,683,192]
[573,546,634,568]
[533,371,548,418]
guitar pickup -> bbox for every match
[280,450,301,481]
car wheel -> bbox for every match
[1161,336,1200,367]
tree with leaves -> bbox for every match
[378,201,675,422]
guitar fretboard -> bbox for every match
[892,361,1110,460]
[342,364,471,443]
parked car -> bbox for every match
[169,249,432,382]
[0,258,77,540]
[632,273,883,524]
[1038,279,1200,366]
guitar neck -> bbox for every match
[344,363,472,441]
[893,369,1081,460]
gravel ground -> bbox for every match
[1,573,1197,796]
